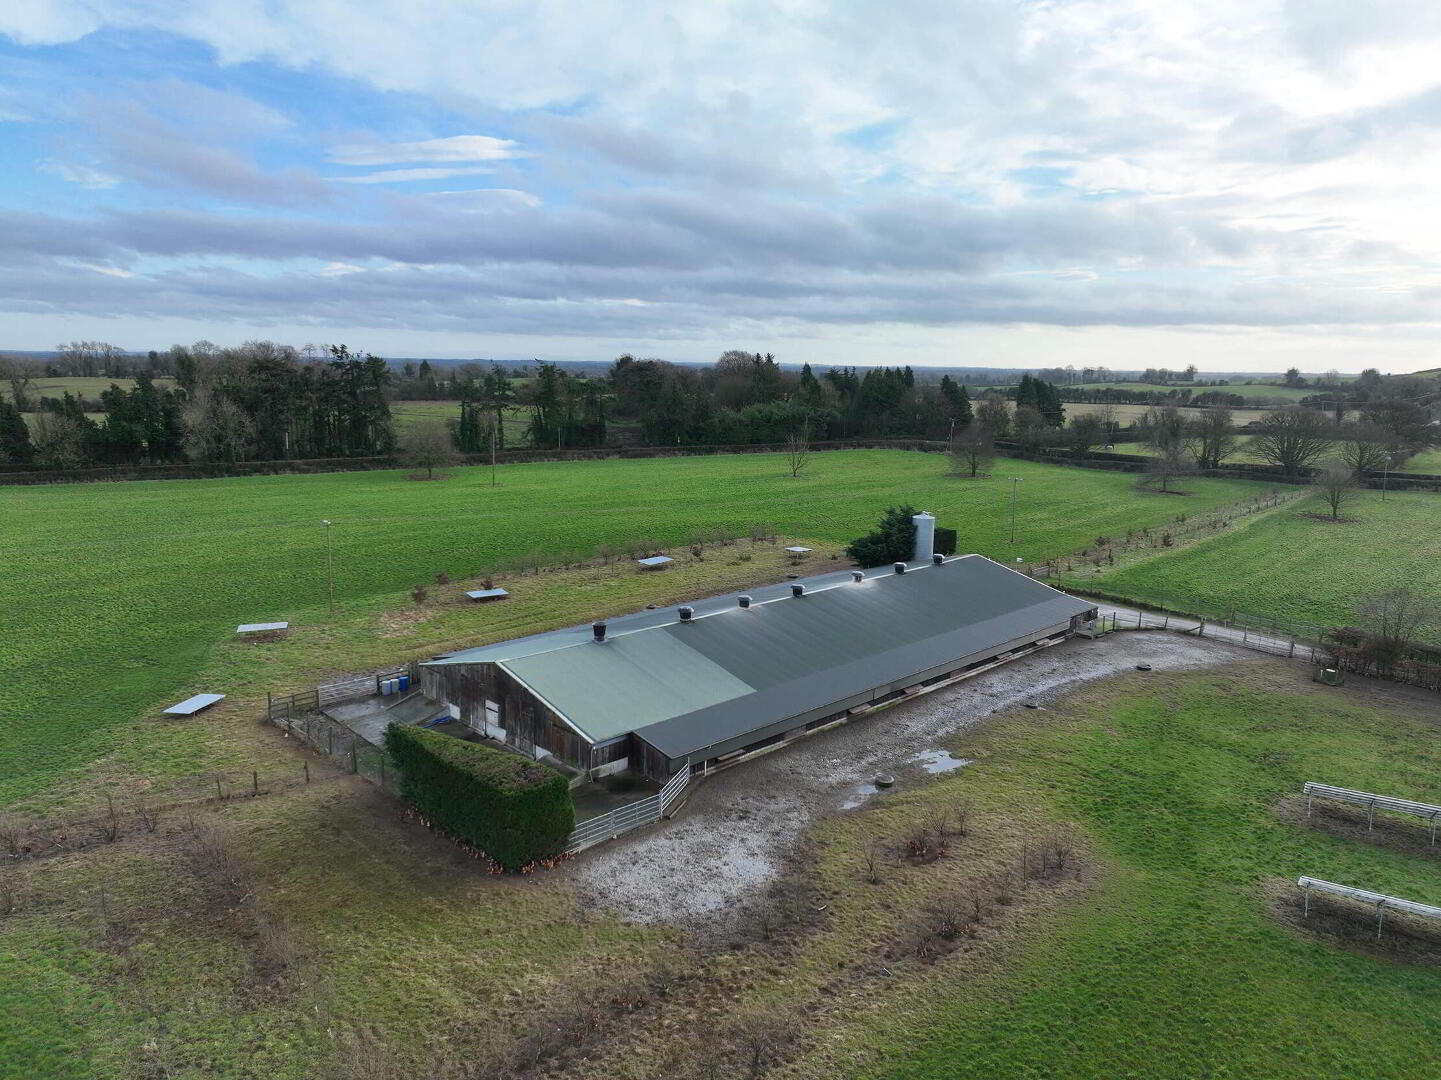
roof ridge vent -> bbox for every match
[678,605,694,622]
[791,583,806,597]
[894,562,907,574]
[592,621,607,643]
[932,553,944,565]
[851,570,864,583]
[738,594,752,609]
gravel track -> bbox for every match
[570,632,1253,932]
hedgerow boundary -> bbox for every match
[6,437,1441,490]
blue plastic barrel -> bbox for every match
[398,674,410,691]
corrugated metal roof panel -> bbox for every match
[500,629,756,743]
[635,595,1080,758]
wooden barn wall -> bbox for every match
[426,663,591,771]
[632,737,676,783]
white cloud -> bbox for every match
[332,166,496,184]
[318,262,365,276]
[426,188,543,209]
[327,135,523,165]
[9,0,1441,367]
[40,159,120,188]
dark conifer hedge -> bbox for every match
[384,724,575,869]
[934,526,958,556]
[845,504,918,566]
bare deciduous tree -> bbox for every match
[1313,462,1358,520]
[1338,423,1392,474]
[398,420,460,480]
[29,412,86,469]
[1185,408,1238,469]
[951,424,995,477]
[1356,588,1440,673]
[976,392,1011,437]
[1065,414,1105,459]
[1250,406,1336,476]
[1140,444,1193,492]
[784,423,810,478]
[0,355,39,412]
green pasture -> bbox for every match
[1071,490,1441,639]
[389,400,532,448]
[1,376,175,403]
[817,665,1441,1079]
[0,451,1270,806]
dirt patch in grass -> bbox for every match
[1261,876,1441,967]
[1274,794,1441,862]
[375,607,437,637]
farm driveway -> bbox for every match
[570,632,1253,934]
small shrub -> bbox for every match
[1161,532,1174,548]
[410,584,428,605]
[434,570,450,586]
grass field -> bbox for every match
[815,663,1441,1078]
[4,446,1438,1078]
[1059,380,1336,401]
[389,400,532,447]
[2,376,175,403]
[1070,490,1441,639]
[0,450,1270,807]
[1105,440,1441,474]
[1066,402,1278,425]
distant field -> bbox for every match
[1,375,175,402]
[1060,380,1338,402]
[1066,402,1278,425]
[0,450,1271,806]
[389,400,530,447]
[1106,440,1441,473]
[1071,490,1441,639]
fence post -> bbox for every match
[328,726,334,755]
[380,755,387,790]
[252,770,259,797]
[303,761,310,784]
[350,743,358,774]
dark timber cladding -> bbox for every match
[422,556,1096,780]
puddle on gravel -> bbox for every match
[913,749,973,774]
[840,751,973,808]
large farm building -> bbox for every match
[419,552,1098,783]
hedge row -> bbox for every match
[384,724,575,870]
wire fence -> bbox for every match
[0,757,342,864]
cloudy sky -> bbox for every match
[4,2,1441,372]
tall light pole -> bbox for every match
[321,519,335,613]
[1008,477,1023,544]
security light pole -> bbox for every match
[321,519,335,613]
[1008,477,1023,544]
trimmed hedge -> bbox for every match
[384,724,575,870]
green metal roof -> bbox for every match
[500,627,756,743]
[432,556,1093,755]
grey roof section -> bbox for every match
[426,559,964,666]
[425,556,1093,755]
